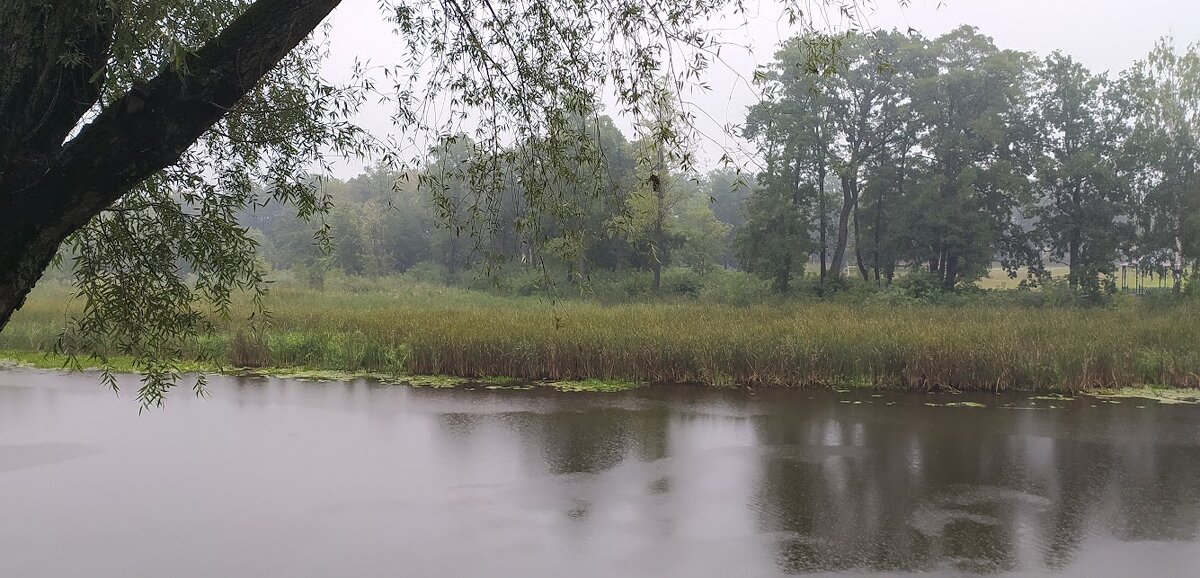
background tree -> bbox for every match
[743,56,832,287]
[1030,52,1131,295]
[856,33,923,285]
[704,168,753,269]
[905,26,1037,289]
[822,31,911,280]
[735,179,813,291]
[1122,40,1200,292]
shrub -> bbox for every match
[402,261,450,285]
[894,270,945,301]
[661,267,704,297]
[698,270,773,306]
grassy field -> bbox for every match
[2,277,1199,392]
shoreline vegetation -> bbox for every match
[3,273,1199,394]
[4,349,1200,405]
[0,349,642,393]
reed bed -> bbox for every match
[4,281,1199,391]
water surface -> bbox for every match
[2,368,1199,577]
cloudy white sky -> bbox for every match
[319,0,1200,176]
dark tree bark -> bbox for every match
[829,179,853,278]
[0,0,343,329]
[829,174,860,278]
[853,202,868,281]
[1068,232,1081,290]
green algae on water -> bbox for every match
[544,379,643,393]
[924,401,987,408]
[1030,394,1075,401]
[1084,388,1200,405]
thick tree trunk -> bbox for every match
[0,0,343,330]
[0,234,62,330]
[853,202,868,281]
[943,253,959,290]
[829,177,855,278]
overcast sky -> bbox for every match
[320,0,1200,177]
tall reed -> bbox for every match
[4,280,1198,390]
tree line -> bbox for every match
[244,26,1199,298]
[242,117,741,293]
[740,26,1200,295]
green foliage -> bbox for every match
[1121,39,1200,292]
[1031,51,1131,294]
[659,267,705,297]
[893,270,946,301]
[737,28,1199,303]
[697,270,774,306]
[735,183,812,292]
[237,114,738,298]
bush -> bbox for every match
[293,261,327,290]
[894,270,945,301]
[1183,271,1200,300]
[402,261,450,285]
[575,269,651,302]
[499,269,555,297]
[699,270,773,306]
[661,267,704,297]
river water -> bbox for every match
[2,368,1200,577]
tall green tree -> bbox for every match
[822,31,912,280]
[734,180,814,291]
[906,26,1037,289]
[855,33,924,285]
[1030,52,1131,294]
[705,168,753,269]
[1122,40,1200,292]
[742,54,832,287]
[746,31,916,283]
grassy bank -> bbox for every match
[3,278,1199,392]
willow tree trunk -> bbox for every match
[0,0,342,330]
